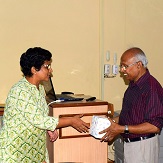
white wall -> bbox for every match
[102,0,163,111]
[0,0,100,103]
[0,0,162,111]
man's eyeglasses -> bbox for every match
[119,61,139,70]
[43,64,51,70]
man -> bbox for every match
[100,47,163,163]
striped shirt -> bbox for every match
[119,69,163,138]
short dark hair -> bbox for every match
[20,47,52,77]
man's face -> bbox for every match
[120,53,141,82]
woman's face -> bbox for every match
[36,60,53,82]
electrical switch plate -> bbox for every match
[113,53,117,64]
[106,51,110,61]
[112,65,119,75]
[104,64,110,74]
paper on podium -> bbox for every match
[89,115,111,139]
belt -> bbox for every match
[123,133,157,143]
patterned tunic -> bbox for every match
[0,77,58,163]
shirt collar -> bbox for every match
[23,77,42,90]
[130,69,150,89]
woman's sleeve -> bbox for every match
[11,87,58,131]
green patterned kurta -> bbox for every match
[0,77,58,163]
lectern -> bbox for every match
[47,99,114,163]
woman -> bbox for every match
[0,47,89,163]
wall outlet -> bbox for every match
[112,65,119,75]
[104,64,110,74]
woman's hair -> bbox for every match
[20,47,52,77]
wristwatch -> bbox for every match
[124,125,129,134]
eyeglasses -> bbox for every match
[43,64,51,70]
[119,61,139,70]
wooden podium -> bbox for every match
[0,104,5,116]
[47,98,114,163]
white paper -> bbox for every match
[89,115,111,139]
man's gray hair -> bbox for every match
[134,51,148,68]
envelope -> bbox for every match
[89,115,111,139]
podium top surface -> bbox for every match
[46,95,109,108]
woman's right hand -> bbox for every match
[71,114,90,133]
[57,114,90,132]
